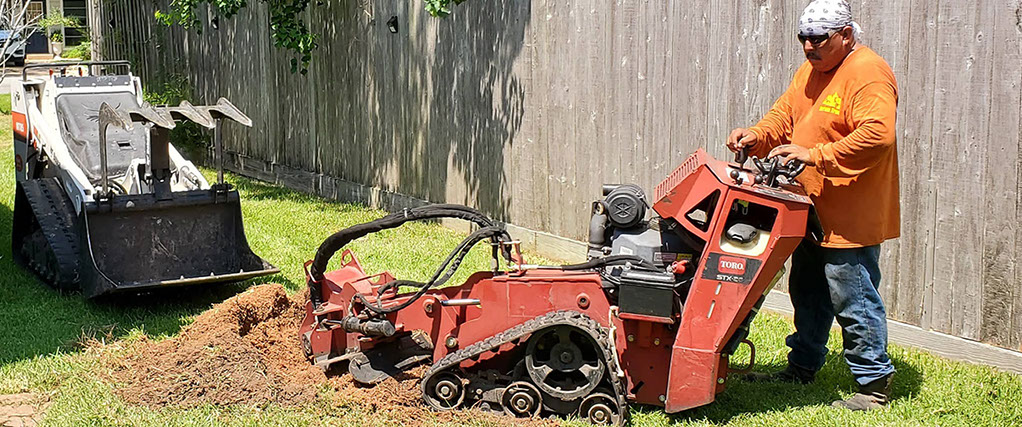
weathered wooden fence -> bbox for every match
[93,0,1022,354]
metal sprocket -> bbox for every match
[525,324,605,400]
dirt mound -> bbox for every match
[111,284,325,408]
[108,283,555,425]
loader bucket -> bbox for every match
[78,189,278,298]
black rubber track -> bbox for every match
[421,310,629,426]
[14,178,82,291]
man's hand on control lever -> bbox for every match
[768,144,816,167]
[726,128,758,153]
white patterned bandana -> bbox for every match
[798,0,863,38]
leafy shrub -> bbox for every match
[63,41,92,60]
[143,74,210,149]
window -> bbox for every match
[62,1,89,46]
[26,2,44,23]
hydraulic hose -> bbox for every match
[558,254,660,272]
[309,204,508,282]
[355,225,507,314]
[309,205,661,315]
[307,204,513,308]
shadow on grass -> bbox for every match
[0,197,293,364]
[658,348,923,423]
[226,172,378,216]
[229,176,310,202]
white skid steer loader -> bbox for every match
[11,61,278,298]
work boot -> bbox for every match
[743,364,816,384]
[832,373,893,411]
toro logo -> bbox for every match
[719,256,746,275]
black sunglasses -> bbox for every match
[797,30,837,45]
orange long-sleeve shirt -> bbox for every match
[749,47,900,248]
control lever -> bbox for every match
[729,146,751,185]
[782,159,806,179]
[750,156,806,187]
[97,102,175,198]
[728,146,805,187]
[733,147,749,166]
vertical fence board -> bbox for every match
[642,0,671,197]
[703,0,734,155]
[523,1,550,232]
[981,0,1022,349]
[668,4,708,171]
[609,0,638,190]
[543,0,574,239]
[862,0,898,317]
[631,0,649,192]
[1016,82,1022,351]
[930,1,988,338]
[570,1,600,238]
[895,0,941,330]
[506,0,534,228]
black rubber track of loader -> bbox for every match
[421,310,629,425]
[18,178,82,291]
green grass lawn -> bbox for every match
[1,94,1021,426]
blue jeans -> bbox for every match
[785,239,895,385]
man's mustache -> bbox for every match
[806,52,821,60]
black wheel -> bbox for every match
[423,371,465,410]
[501,381,543,418]
[580,392,620,425]
[525,325,605,401]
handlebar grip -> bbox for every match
[733,146,749,165]
[751,156,766,172]
[784,160,807,179]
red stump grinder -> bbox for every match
[300,149,820,424]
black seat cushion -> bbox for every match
[55,92,149,182]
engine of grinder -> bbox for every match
[587,184,701,319]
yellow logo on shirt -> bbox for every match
[820,93,842,115]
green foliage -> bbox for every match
[266,0,316,75]
[63,41,92,60]
[154,0,316,74]
[142,75,209,148]
[424,0,467,17]
[155,0,465,74]
[154,0,215,29]
[142,74,192,105]
[38,12,79,44]
[36,12,80,30]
